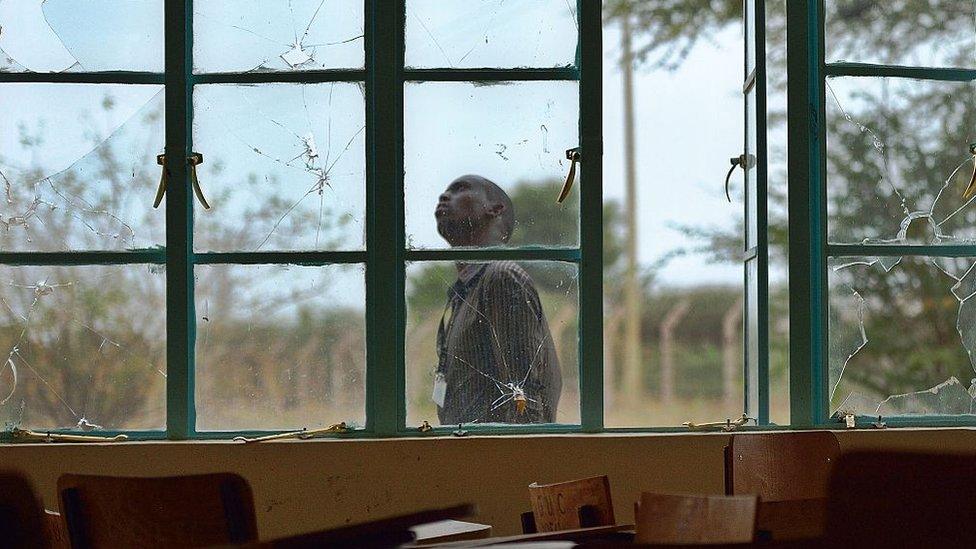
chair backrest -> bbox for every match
[825,451,976,548]
[58,473,258,549]
[528,475,615,532]
[635,492,758,545]
[44,511,70,549]
[0,470,50,549]
[726,432,840,500]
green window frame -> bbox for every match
[787,1,976,429]
[0,0,605,440]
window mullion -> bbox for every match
[164,0,196,439]
[578,0,604,433]
[365,0,405,435]
[786,0,828,427]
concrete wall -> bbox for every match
[3,429,975,539]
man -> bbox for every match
[433,174,561,425]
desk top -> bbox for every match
[411,520,493,545]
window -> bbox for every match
[10,1,966,440]
[0,0,603,439]
[791,1,976,426]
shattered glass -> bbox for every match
[829,256,976,416]
[404,82,579,250]
[825,0,975,69]
[193,0,364,73]
[826,77,976,246]
[406,0,577,69]
[0,0,163,73]
[195,264,365,431]
[0,84,165,251]
[0,265,166,431]
[405,261,579,426]
[193,83,365,252]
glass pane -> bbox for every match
[405,261,579,426]
[602,8,745,427]
[826,77,976,246]
[745,258,759,418]
[405,82,579,250]
[405,0,577,69]
[0,265,166,431]
[766,0,789,425]
[829,255,976,417]
[0,84,165,251]
[745,0,756,74]
[0,1,163,73]
[746,87,758,250]
[193,83,365,252]
[825,0,975,69]
[195,264,365,431]
[193,0,364,73]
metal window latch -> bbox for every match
[232,422,348,443]
[418,420,433,433]
[10,427,128,443]
[557,147,581,204]
[683,413,754,432]
[724,153,756,202]
[154,152,211,210]
[452,423,469,437]
[963,142,976,200]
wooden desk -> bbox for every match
[410,520,492,545]
[756,498,826,541]
[428,524,634,547]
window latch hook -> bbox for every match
[725,154,756,203]
[153,153,211,210]
[153,154,167,209]
[557,147,581,204]
[188,152,211,210]
[963,142,976,200]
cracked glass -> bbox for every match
[404,82,579,250]
[0,265,166,432]
[405,0,578,69]
[192,83,365,252]
[829,255,976,416]
[0,84,165,251]
[825,0,976,69]
[826,77,976,246]
[0,0,163,73]
[405,260,579,426]
[195,264,365,431]
[193,0,364,73]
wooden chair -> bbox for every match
[725,431,839,500]
[44,510,70,549]
[0,470,51,548]
[58,473,258,549]
[525,475,615,533]
[634,492,758,545]
[825,451,976,548]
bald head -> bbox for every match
[435,175,515,247]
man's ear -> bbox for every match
[486,201,506,218]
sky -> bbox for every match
[0,0,745,292]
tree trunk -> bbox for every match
[620,14,643,403]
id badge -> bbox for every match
[432,372,447,408]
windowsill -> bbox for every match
[4,423,976,447]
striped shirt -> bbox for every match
[436,262,561,425]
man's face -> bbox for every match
[436,177,491,245]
